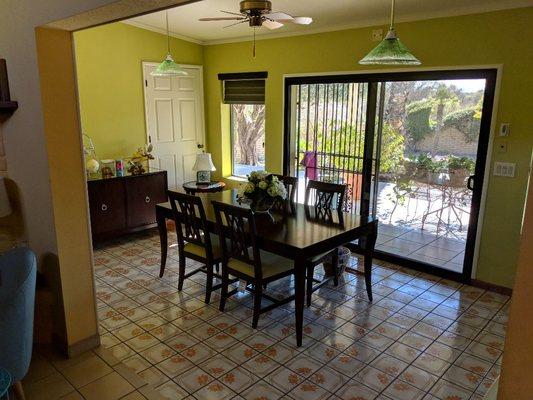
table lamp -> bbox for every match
[192,153,216,184]
[0,177,12,218]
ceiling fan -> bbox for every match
[199,1,313,55]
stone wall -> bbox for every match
[414,127,478,157]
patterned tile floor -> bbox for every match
[93,229,508,400]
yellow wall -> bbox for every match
[499,176,533,399]
[203,8,533,288]
[74,23,203,160]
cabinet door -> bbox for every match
[88,180,127,235]
[125,173,167,228]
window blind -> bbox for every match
[218,72,268,104]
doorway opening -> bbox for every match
[284,69,497,282]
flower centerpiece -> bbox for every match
[237,171,287,213]
[127,144,154,175]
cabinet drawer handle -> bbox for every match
[101,204,108,212]
[145,196,151,204]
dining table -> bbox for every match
[155,189,378,347]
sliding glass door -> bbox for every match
[284,70,496,282]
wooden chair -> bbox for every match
[166,190,223,304]
[212,201,296,328]
[304,180,347,306]
[271,174,298,203]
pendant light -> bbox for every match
[359,0,421,65]
[151,11,187,76]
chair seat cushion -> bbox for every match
[184,234,222,259]
[309,250,334,264]
[228,251,294,279]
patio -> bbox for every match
[375,180,470,273]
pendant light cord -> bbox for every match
[389,0,395,30]
[166,11,171,54]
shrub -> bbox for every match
[406,100,434,142]
[442,108,481,142]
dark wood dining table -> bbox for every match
[156,190,378,347]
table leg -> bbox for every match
[156,207,168,278]
[362,223,377,302]
[294,257,306,347]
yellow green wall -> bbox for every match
[74,23,203,160]
[203,8,533,288]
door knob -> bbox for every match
[197,144,204,149]
[145,196,151,203]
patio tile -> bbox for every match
[412,245,459,262]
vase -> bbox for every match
[250,197,274,213]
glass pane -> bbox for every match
[231,104,265,177]
[290,82,368,212]
[374,79,486,273]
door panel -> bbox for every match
[125,173,167,228]
[88,180,126,235]
[143,64,205,190]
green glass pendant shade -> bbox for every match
[151,54,187,76]
[150,11,187,77]
[359,28,421,65]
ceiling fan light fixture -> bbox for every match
[359,0,421,65]
[151,11,187,77]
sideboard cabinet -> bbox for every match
[87,171,167,241]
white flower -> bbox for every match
[244,183,255,193]
[258,181,268,189]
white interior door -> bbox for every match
[143,63,205,190]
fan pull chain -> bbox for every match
[253,27,256,58]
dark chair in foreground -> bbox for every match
[0,248,37,400]
[304,180,347,306]
[166,190,222,304]
[212,201,295,328]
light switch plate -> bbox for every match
[372,29,383,41]
[493,161,516,177]
[499,123,510,136]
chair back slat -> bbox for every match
[305,180,347,212]
[212,201,262,279]
[167,191,213,258]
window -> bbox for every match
[230,104,265,177]
[218,72,268,177]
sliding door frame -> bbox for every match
[283,68,499,284]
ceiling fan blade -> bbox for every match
[262,19,284,30]
[263,12,294,21]
[223,19,249,28]
[292,16,313,25]
[199,17,246,21]
[220,10,245,16]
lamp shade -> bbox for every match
[359,29,421,65]
[0,177,12,217]
[193,153,216,172]
[151,54,188,77]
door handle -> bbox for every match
[467,175,475,191]
[197,144,204,149]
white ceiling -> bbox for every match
[125,0,532,44]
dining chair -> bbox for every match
[271,174,298,203]
[304,180,347,306]
[212,200,295,328]
[166,190,223,304]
